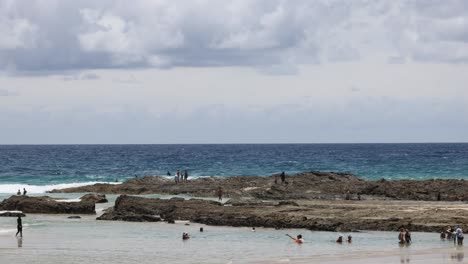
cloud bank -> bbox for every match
[1,0,468,73]
[1,96,467,143]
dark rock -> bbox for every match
[68,216,81,219]
[48,171,468,202]
[225,198,275,207]
[80,193,108,203]
[94,195,468,233]
[0,196,95,214]
[276,201,299,206]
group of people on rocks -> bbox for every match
[16,188,27,196]
[169,170,189,183]
[441,225,464,245]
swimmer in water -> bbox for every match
[336,235,343,243]
[286,234,304,244]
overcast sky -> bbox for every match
[1,0,467,144]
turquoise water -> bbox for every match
[0,144,467,193]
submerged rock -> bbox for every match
[0,196,95,214]
[68,216,81,219]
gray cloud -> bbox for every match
[1,97,466,143]
[62,72,100,81]
[0,88,18,96]
[80,72,100,80]
[1,0,468,74]
[350,85,361,92]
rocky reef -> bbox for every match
[97,195,466,232]
[50,171,468,202]
[0,195,95,214]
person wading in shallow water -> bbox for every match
[15,216,22,237]
[405,229,412,244]
[286,234,304,244]
[398,228,406,244]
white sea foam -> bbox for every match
[0,182,121,194]
[0,210,22,214]
[55,198,82,202]
[0,228,16,234]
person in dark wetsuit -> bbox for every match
[217,187,224,201]
[16,216,22,237]
[184,170,188,182]
[23,188,27,196]
[405,229,412,244]
[280,172,286,183]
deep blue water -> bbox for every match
[0,144,467,185]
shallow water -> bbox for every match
[0,212,465,264]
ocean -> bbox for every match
[0,144,467,193]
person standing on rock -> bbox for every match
[23,188,27,196]
[15,216,23,237]
[217,187,223,201]
[280,172,286,183]
[184,170,188,182]
[175,170,180,184]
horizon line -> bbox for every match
[1,142,467,146]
